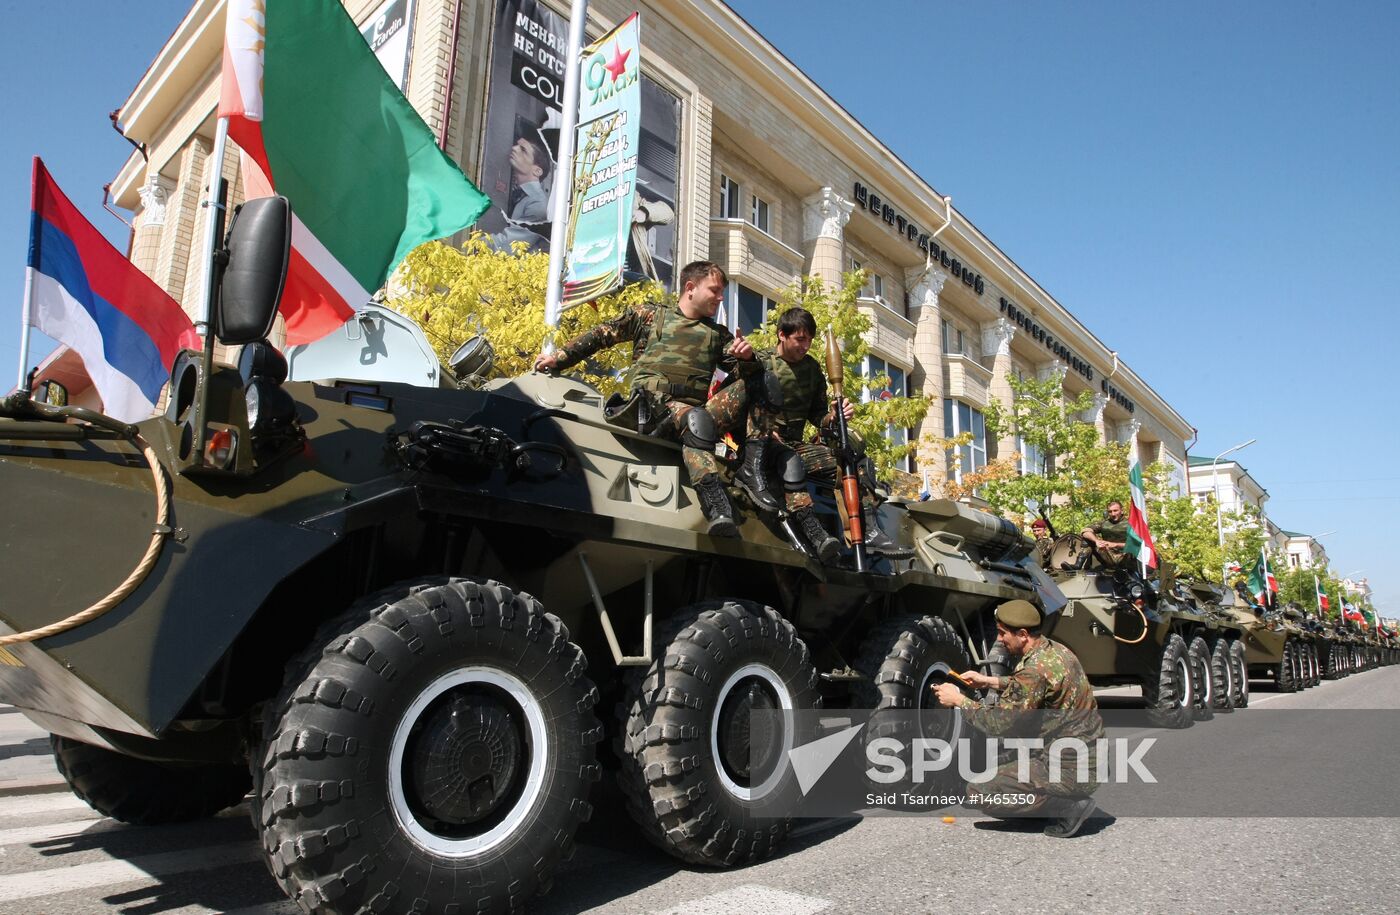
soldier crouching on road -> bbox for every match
[932,599,1104,838]
[534,260,759,538]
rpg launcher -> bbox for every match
[824,328,869,573]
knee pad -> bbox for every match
[754,368,784,410]
[780,449,807,492]
[681,407,718,450]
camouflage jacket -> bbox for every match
[760,350,834,443]
[554,302,756,404]
[1090,518,1130,544]
[962,638,1104,747]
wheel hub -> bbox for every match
[716,677,782,787]
[406,693,523,826]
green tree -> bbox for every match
[965,371,1131,535]
[389,235,664,397]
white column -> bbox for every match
[980,318,1016,460]
[907,266,948,477]
[801,186,854,287]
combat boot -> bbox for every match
[694,475,739,538]
[863,505,914,559]
[735,439,782,513]
[793,508,840,564]
[1043,795,1097,838]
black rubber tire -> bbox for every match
[1307,644,1321,686]
[1276,640,1298,692]
[51,735,250,825]
[252,578,601,915]
[1209,638,1235,713]
[1187,636,1215,722]
[1142,634,1193,729]
[1229,640,1249,709]
[851,615,973,711]
[1323,644,1340,680]
[616,599,818,867]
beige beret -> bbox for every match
[995,599,1042,630]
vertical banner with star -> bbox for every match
[560,13,641,308]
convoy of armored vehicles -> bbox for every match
[0,198,1390,913]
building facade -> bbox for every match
[106,0,1195,491]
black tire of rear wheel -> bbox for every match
[1209,638,1235,712]
[1229,640,1249,708]
[615,599,818,867]
[51,735,251,825]
[251,577,600,915]
[1188,636,1215,722]
[1142,634,1193,729]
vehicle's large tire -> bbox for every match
[1142,634,1193,729]
[1187,636,1215,722]
[1323,644,1340,680]
[851,615,973,712]
[616,599,818,867]
[252,578,601,915]
[1229,640,1249,708]
[1307,644,1321,686]
[1209,638,1235,713]
[1275,640,1298,692]
[51,736,250,825]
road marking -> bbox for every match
[0,817,110,848]
[0,841,262,903]
[653,885,832,915]
[0,791,92,818]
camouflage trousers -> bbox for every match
[662,382,749,486]
[966,753,1099,819]
[747,395,878,515]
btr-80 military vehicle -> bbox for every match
[0,198,1055,914]
[1217,593,1317,692]
[1037,534,1247,728]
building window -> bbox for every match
[862,355,914,472]
[944,398,986,483]
[719,174,741,219]
[1289,554,1300,568]
[750,194,771,233]
[735,284,776,334]
[1018,435,1046,477]
[941,318,964,356]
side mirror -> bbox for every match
[216,196,291,345]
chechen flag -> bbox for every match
[219,0,489,345]
[1124,459,1157,568]
[26,158,198,422]
[1315,576,1330,613]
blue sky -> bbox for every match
[2,1,1396,609]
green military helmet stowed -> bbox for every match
[995,599,1042,630]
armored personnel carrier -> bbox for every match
[1037,534,1246,728]
[0,198,1054,914]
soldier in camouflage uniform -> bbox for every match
[1030,518,1054,571]
[734,307,912,561]
[1083,501,1129,554]
[534,261,758,537]
[933,599,1104,838]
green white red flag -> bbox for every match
[219,0,489,344]
[1124,459,1157,568]
[1246,548,1277,607]
[1314,575,1329,613]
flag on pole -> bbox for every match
[1314,575,1330,614]
[1343,600,1363,622]
[1246,549,1276,608]
[220,0,489,345]
[1124,459,1158,568]
[25,158,198,422]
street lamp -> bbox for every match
[1213,438,1257,586]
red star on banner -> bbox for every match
[604,44,631,81]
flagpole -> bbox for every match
[542,0,590,351]
[196,118,231,335]
[16,269,35,393]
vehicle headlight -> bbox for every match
[245,378,296,434]
[1128,583,1145,600]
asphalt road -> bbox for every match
[3,667,1398,914]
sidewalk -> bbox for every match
[0,705,65,796]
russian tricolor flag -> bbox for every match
[25,158,197,422]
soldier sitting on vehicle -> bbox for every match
[1082,501,1129,556]
[733,306,912,561]
[531,261,762,540]
[932,599,1104,838]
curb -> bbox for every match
[0,778,68,798]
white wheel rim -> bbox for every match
[919,661,966,745]
[1197,647,1212,707]
[388,667,548,857]
[1219,646,1234,704]
[711,662,794,802]
[1174,655,1192,709]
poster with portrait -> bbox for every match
[479,0,680,290]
